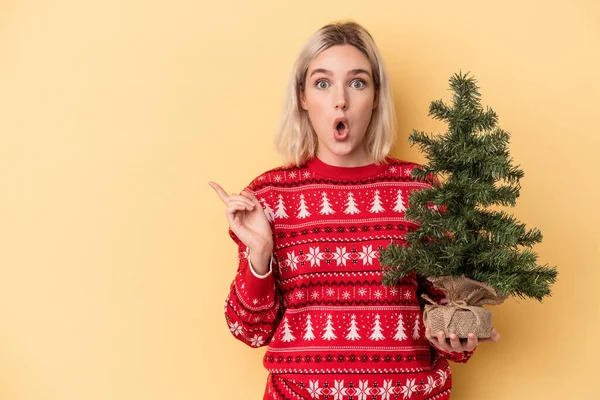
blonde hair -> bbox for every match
[275,21,397,167]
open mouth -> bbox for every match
[333,118,349,140]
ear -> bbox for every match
[299,89,308,110]
[373,89,379,110]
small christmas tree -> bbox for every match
[274,194,288,219]
[393,314,408,341]
[319,191,335,215]
[344,192,360,214]
[392,189,406,213]
[412,316,420,340]
[303,314,316,341]
[261,198,275,222]
[345,314,361,341]
[379,71,558,337]
[369,190,385,213]
[369,314,385,341]
[297,194,311,219]
[281,317,296,342]
[321,314,337,340]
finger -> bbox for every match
[437,331,451,351]
[226,200,254,214]
[479,328,500,344]
[425,327,440,347]
[240,190,261,205]
[228,194,256,209]
[449,333,462,351]
[490,328,500,342]
[465,333,478,351]
[208,181,230,205]
[425,327,433,341]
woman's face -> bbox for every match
[300,44,378,167]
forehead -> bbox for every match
[308,44,372,74]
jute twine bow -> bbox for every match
[421,275,507,338]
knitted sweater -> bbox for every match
[224,156,475,400]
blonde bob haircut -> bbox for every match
[275,21,397,167]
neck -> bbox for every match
[315,147,373,167]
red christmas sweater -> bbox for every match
[224,156,475,400]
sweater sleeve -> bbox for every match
[416,274,477,364]
[223,204,283,348]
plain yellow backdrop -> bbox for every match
[1,0,598,399]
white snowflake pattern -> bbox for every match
[303,171,311,179]
[258,175,265,181]
[311,291,319,299]
[228,321,242,336]
[335,247,348,266]
[424,375,436,395]
[389,165,397,173]
[252,298,258,305]
[295,291,305,300]
[274,174,282,182]
[326,288,335,297]
[358,245,378,265]
[358,288,367,296]
[253,316,260,322]
[285,251,298,271]
[374,290,383,299]
[239,309,247,317]
[249,334,265,347]
[288,171,297,178]
[404,168,413,177]
[400,378,418,398]
[342,290,350,300]
[307,246,321,267]
[404,291,412,299]
[390,287,399,296]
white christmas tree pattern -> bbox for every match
[344,192,360,214]
[393,313,408,341]
[345,314,361,341]
[274,194,289,219]
[369,314,385,341]
[393,189,406,213]
[321,314,337,340]
[281,317,296,342]
[260,198,275,222]
[303,314,316,341]
[319,191,335,215]
[412,315,421,339]
[297,193,311,219]
[369,190,385,213]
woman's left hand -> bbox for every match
[425,327,501,352]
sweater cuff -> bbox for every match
[437,347,476,363]
[248,252,274,279]
[234,256,276,310]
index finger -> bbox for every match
[208,181,230,204]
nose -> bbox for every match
[335,87,348,110]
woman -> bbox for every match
[210,20,499,400]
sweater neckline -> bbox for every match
[306,156,390,180]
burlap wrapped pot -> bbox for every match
[421,274,507,339]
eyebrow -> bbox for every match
[309,68,372,78]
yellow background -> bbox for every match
[1,0,598,399]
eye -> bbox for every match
[351,79,366,89]
[315,80,329,89]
